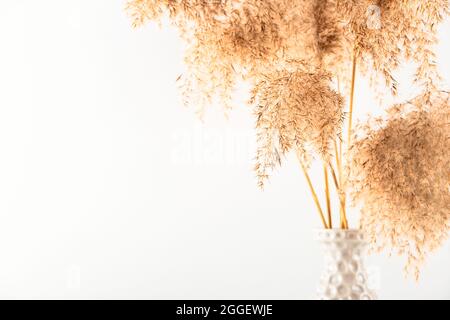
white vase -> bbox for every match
[316,229,377,300]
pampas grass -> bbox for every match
[127,0,450,276]
[347,91,450,278]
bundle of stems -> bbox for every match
[298,55,356,229]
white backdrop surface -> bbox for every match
[0,0,449,299]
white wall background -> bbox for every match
[0,0,449,299]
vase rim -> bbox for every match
[314,228,361,232]
[315,228,366,242]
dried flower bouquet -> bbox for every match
[127,0,450,277]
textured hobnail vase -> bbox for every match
[316,229,376,300]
